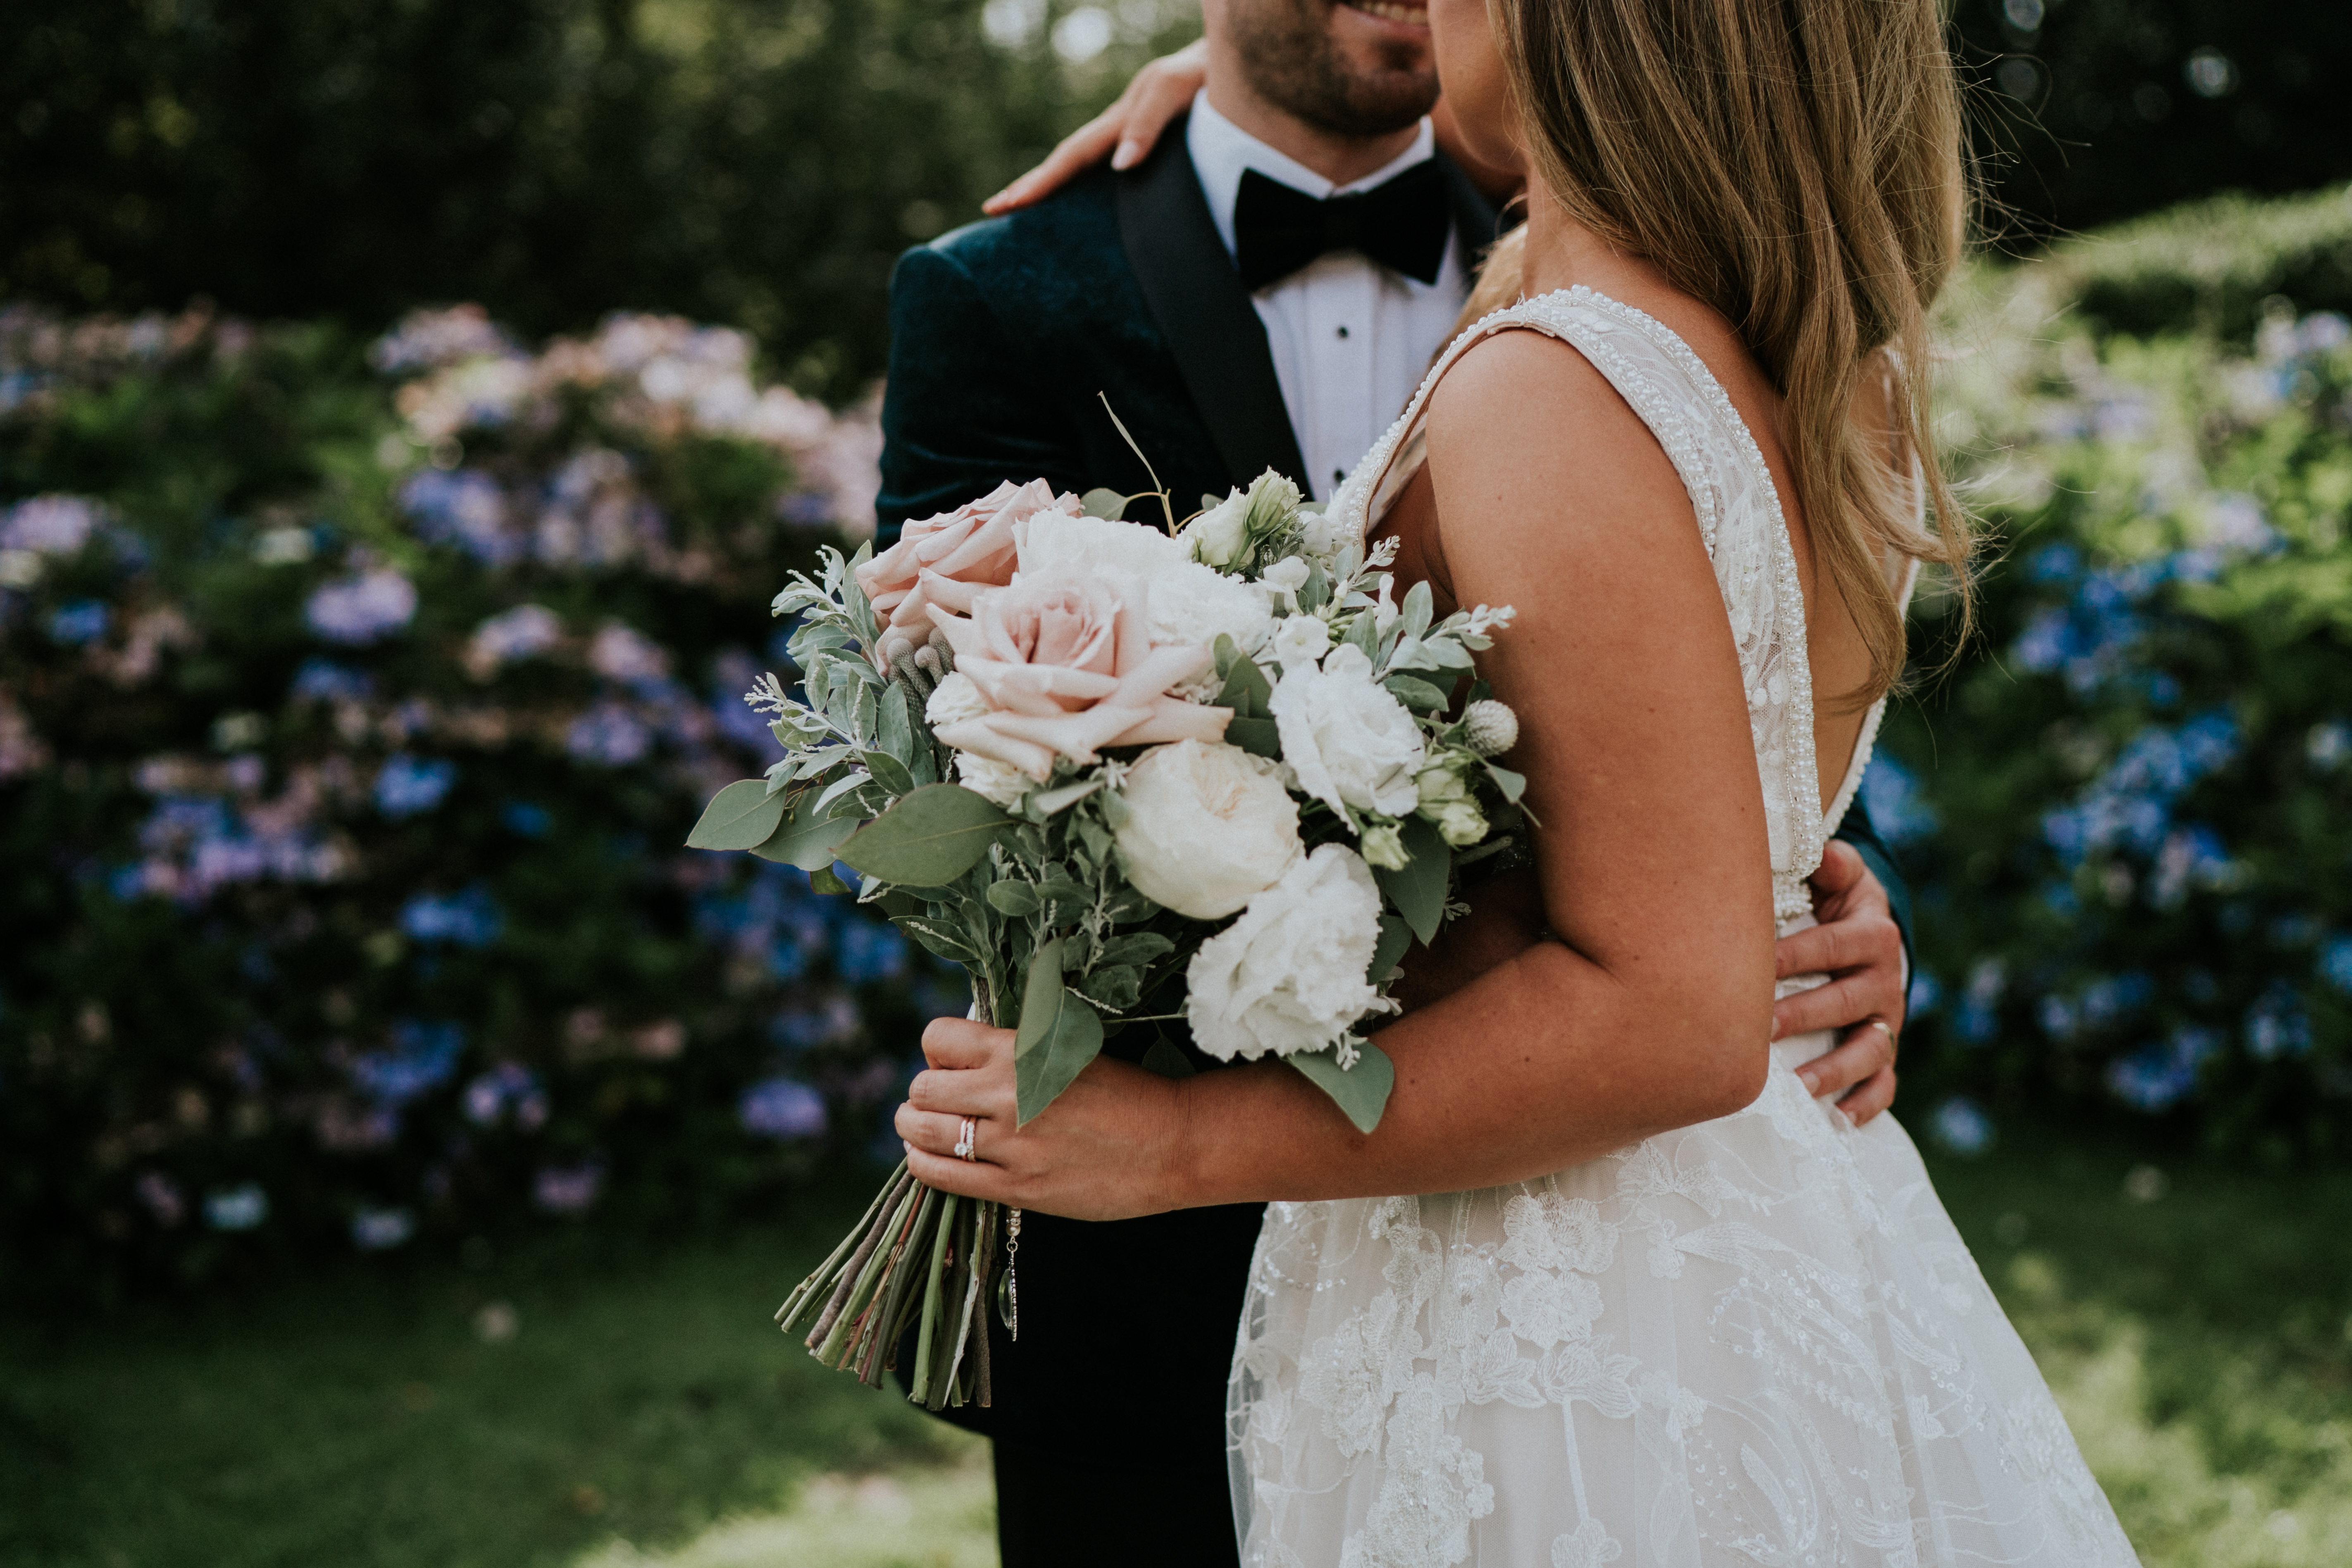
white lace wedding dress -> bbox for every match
[1224,288,2139,1568]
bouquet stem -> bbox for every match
[777,1159,1006,1408]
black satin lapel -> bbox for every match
[1116,123,1312,500]
[1435,153,1507,264]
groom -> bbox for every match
[872,2,1914,1563]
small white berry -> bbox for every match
[1463,700,1518,758]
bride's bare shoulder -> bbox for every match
[1425,322,1689,559]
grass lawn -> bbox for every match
[7,1132,2352,1568]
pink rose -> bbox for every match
[926,565,1231,779]
[855,479,1078,667]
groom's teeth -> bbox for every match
[1344,0,1429,24]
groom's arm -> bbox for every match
[1831,796,1914,964]
[876,243,1089,547]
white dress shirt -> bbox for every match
[1185,93,1471,499]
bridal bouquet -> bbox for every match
[690,464,1521,1407]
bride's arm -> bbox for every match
[898,329,1776,1216]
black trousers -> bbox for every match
[898,1201,1266,1567]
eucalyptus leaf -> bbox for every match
[1033,879,1089,910]
[753,799,860,872]
[898,915,981,964]
[1140,1038,1197,1080]
[685,779,789,851]
[1072,963,1141,1012]
[1287,1040,1395,1134]
[879,682,915,766]
[1014,939,1105,1125]
[1212,633,1238,682]
[838,784,1014,886]
[810,864,853,896]
[987,881,1041,917]
[1483,761,1527,803]
[1384,674,1452,713]
[864,750,916,798]
[1082,487,1128,520]
[1098,932,1176,966]
[1369,913,1414,984]
[1345,613,1380,658]
[813,769,873,817]
[1401,580,1434,642]
[1299,560,1329,612]
[1226,716,1281,759]
[1372,814,1450,945]
[1217,654,1273,720]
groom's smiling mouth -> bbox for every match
[1337,0,1431,30]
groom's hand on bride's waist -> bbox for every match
[1770,841,1905,1127]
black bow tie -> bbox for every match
[1232,161,1451,293]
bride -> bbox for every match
[897,0,2140,1561]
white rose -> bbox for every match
[1185,845,1394,1061]
[1113,740,1301,919]
[1271,643,1426,819]
[1296,503,1342,562]
[926,672,1029,806]
[1182,489,1250,568]
[1015,511,1272,693]
[1270,614,1331,672]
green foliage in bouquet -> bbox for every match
[1892,186,2352,1163]
[0,303,947,1303]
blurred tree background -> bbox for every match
[5,0,2348,406]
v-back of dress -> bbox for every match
[1224,290,2137,1567]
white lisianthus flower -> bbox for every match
[1112,740,1301,918]
[1414,758,1489,848]
[1185,845,1394,1061]
[1271,642,1426,819]
[1183,488,1251,569]
[1296,503,1342,563]
[1270,613,1331,672]
[926,672,1030,807]
[1015,511,1272,692]
[1358,820,1408,871]
[1259,555,1310,610]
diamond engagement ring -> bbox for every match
[955,1116,977,1162]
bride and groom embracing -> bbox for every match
[869,0,2138,1563]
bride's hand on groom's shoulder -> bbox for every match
[982,40,1210,215]
[892,1015,1196,1220]
[1771,841,1905,1126]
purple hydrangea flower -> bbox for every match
[739,1077,827,1139]
[2,494,100,554]
[468,604,561,670]
[565,703,652,767]
[534,1163,604,1215]
[401,469,518,564]
[305,569,417,645]
[464,1062,548,1130]
[290,658,375,704]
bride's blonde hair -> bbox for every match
[1468,0,1974,703]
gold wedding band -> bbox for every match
[955,1116,977,1162]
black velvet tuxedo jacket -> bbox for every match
[871,123,1915,1563]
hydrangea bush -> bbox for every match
[0,303,956,1299]
[1890,186,2352,1162]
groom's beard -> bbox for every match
[1228,0,1441,138]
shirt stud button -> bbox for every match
[1335,325,1350,339]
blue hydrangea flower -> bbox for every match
[351,1207,417,1250]
[2245,983,2312,1060]
[203,1184,269,1230]
[2107,1025,2221,1112]
[1858,755,1937,846]
[534,1163,604,1215]
[290,658,375,704]
[352,1021,464,1106]
[739,1077,827,1139]
[464,1062,548,1130]
[48,600,109,645]
[1929,1097,1994,1156]
[1905,970,1940,1019]
[2320,937,2352,995]
[400,469,519,565]
[500,801,553,838]
[835,920,907,984]
[400,886,503,947]
[376,754,456,817]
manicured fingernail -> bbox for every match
[1798,1070,1820,1095]
[1111,140,1141,170]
